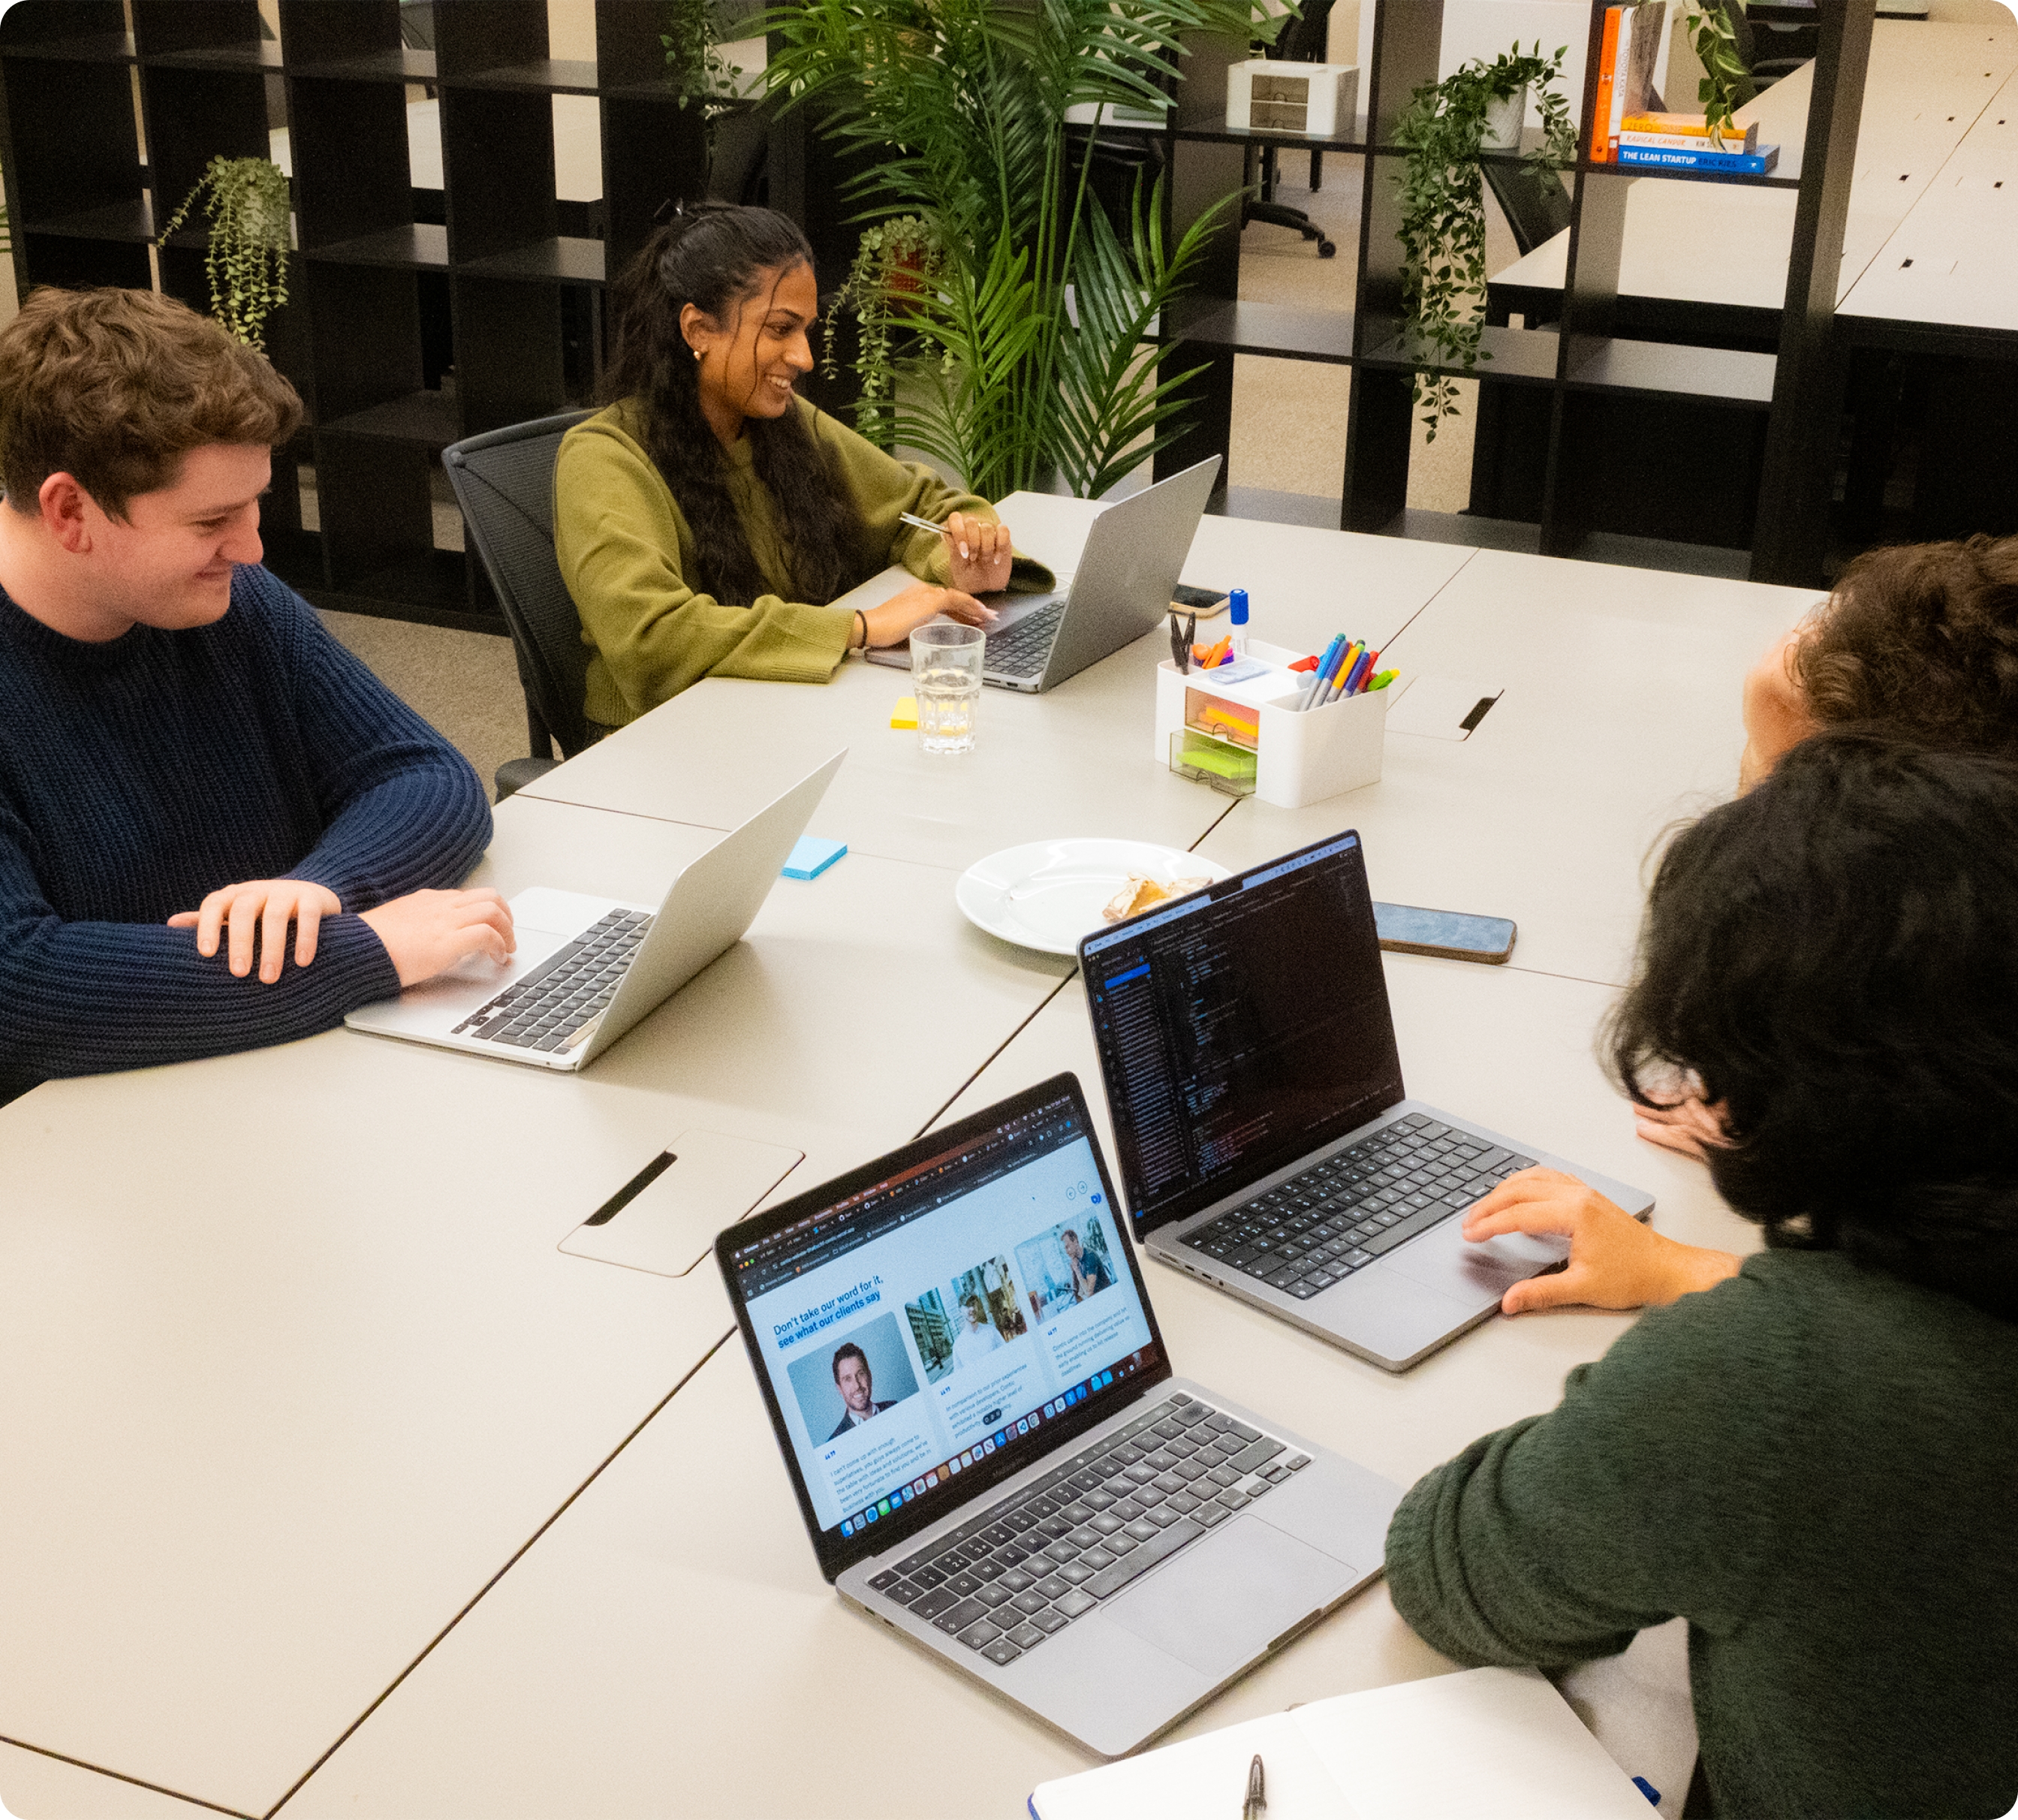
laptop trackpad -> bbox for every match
[1382,1214,1567,1302]
[1104,1517,1351,1674]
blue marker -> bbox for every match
[1297,635,1345,711]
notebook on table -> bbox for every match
[857,456,1221,693]
[1028,1665,1659,1818]
[1077,830,1654,1372]
[717,1072,1402,1759]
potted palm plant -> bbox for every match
[763,0,1277,502]
[1392,44,1575,440]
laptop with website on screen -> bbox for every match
[857,456,1221,693]
[1077,830,1655,1373]
[718,1072,1402,1759]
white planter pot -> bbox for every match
[1481,86,1527,150]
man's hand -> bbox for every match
[942,511,1014,595]
[1462,1167,1740,1315]
[359,888,517,987]
[170,878,344,984]
[860,580,998,649]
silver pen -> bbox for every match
[898,509,970,560]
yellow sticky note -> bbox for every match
[890,695,918,730]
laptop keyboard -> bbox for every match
[866,1393,1307,1667]
[985,600,1066,676]
[1185,1113,1535,1300]
[450,908,651,1053]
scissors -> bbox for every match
[1170,610,1197,673]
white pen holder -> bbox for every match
[1154,638,1393,809]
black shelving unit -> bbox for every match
[0,0,747,631]
[1151,0,1875,585]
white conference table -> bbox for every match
[2,506,1801,1820]
[1492,22,2018,316]
[517,493,1479,869]
[0,795,1076,1818]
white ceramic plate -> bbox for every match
[956,839,1233,956]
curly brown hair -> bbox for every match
[1794,535,2018,755]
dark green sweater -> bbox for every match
[1385,1251,2018,1819]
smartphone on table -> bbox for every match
[1373,901,1517,964]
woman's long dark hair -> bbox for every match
[602,203,852,607]
[1607,734,2018,1320]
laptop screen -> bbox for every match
[721,1078,1165,1568]
[1080,830,1404,1237]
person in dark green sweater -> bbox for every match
[556,203,1049,728]
[1385,736,2018,1819]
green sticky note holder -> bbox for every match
[1170,730,1257,797]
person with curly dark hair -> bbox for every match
[555,203,1050,728]
[1634,533,2018,1162]
[1390,734,2018,1818]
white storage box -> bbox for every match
[1153,639,1394,809]
[1225,60,1360,137]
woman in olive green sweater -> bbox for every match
[1386,736,2018,1818]
[555,203,1047,729]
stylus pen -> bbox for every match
[898,509,970,560]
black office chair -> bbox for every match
[1481,158,1573,260]
[441,409,597,801]
[1242,0,1339,257]
[1714,4,1785,96]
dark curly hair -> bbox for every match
[602,204,852,608]
[1795,535,2018,754]
[1608,733,2018,1320]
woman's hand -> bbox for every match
[943,511,1014,595]
[1462,1167,1740,1314]
[358,888,517,987]
[858,581,998,650]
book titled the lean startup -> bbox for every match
[1616,140,1780,175]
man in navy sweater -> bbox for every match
[0,288,511,1103]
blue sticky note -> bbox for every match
[782,836,847,881]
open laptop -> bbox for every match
[345,751,844,1071]
[718,1073,1402,1759]
[1077,830,1655,1373]
[861,456,1221,693]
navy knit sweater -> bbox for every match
[0,563,492,1095]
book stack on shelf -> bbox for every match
[1618,112,1779,175]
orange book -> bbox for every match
[1589,8,1622,163]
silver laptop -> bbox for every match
[1077,830,1655,1373]
[862,456,1222,692]
[717,1072,1402,1759]
[345,752,844,1071]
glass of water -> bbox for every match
[911,621,985,755]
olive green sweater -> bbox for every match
[553,396,1048,727]
[1386,1251,2018,1819]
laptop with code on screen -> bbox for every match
[717,1073,1402,1759]
[1077,830,1655,1373]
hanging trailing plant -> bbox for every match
[1682,2,1757,147]
[155,155,291,351]
[1393,44,1575,439]
[820,215,947,450]
[661,0,743,118]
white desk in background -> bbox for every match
[1490,23,2018,318]
[0,788,1075,1818]
[1198,549,1815,989]
[515,493,1480,866]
